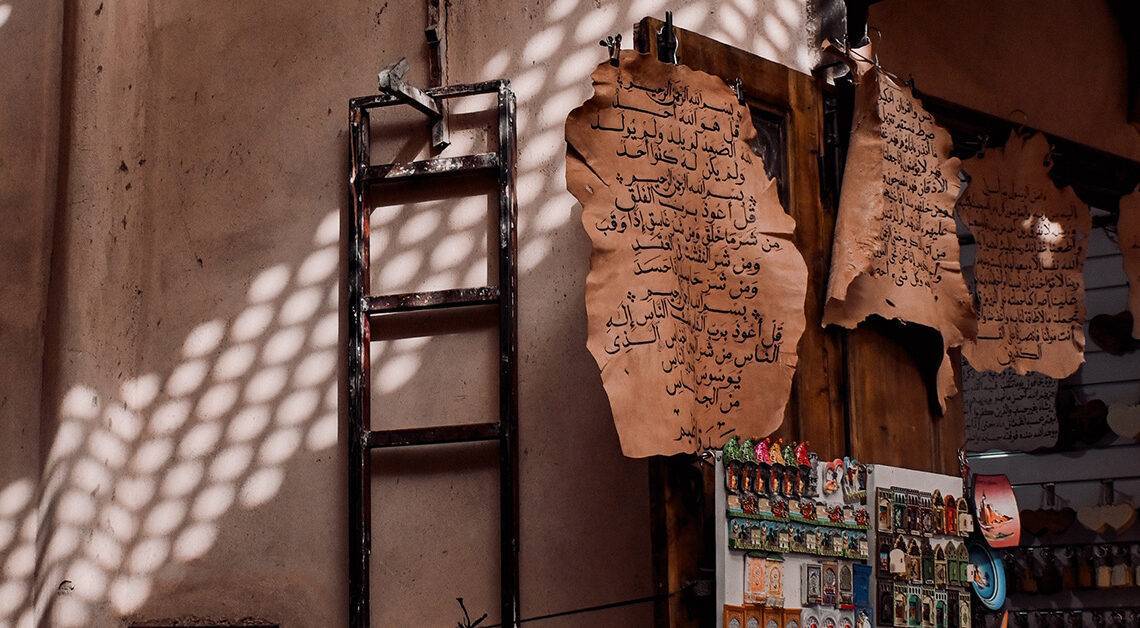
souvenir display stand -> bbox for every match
[970,446,1140,626]
[716,439,873,628]
[867,465,974,628]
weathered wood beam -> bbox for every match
[1109,0,1140,129]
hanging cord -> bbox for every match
[473,581,695,627]
[826,32,910,88]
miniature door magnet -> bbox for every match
[842,458,867,504]
[767,556,786,607]
[955,497,972,537]
[889,536,907,576]
[839,562,854,606]
[942,494,957,536]
[877,585,893,627]
[822,560,839,606]
[892,588,907,627]
[877,489,894,533]
[824,459,843,495]
[745,554,768,604]
[803,562,823,606]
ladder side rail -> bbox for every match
[495,84,521,628]
[347,104,373,628]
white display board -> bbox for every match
[866,464,970,628]
[716,452,866,628]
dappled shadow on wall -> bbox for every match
[0,212,342,625]
[0,0,808,624]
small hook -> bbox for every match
[1009,109,1030,136]
[599,34,622,67]
[731,78,745,105]
[1043,482,1057,509]
[657,10,678,64]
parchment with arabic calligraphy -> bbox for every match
[962,363,1058,452]
[959,132,1089,377]
[1118,188,1140,337]
[565,51,808,457]
[823,52,975,412]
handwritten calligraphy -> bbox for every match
[824,55,975,411]
[958,132,1089,377]
[566,51,807,457]
[962,363,1058,452]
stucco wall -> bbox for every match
[0,0,62,623]
[4,0,1136,626]
[13,1,819,626]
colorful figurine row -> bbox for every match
[730,491,870,528]
[724,436,818,500]
[731,517,871,561]
[876,582,970,628]
[876,488,973,538]
[877,535,971,589]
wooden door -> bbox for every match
[634,16,965,627]
[635,17,847,460]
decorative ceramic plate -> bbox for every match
[967,541,1007,610]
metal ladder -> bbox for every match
[346,75,519,627]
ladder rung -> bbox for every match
[368,422,501,449]
[366,286,499,314]
[362,153,498,184]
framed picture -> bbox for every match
[821,561,838,607]
[784,608,803,628]
[767,557,786,606]
[876,582,893,626]
[745,554,768,604]
[838,562,854,606]
[802,562,822,606]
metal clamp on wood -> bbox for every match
[600,34,622,67]
[732,77,746,104]
[378,57,450,150]
[656,10,678,64]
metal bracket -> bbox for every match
[731,77,745,104]
[656,10,678,64]
[378,57,450,151]
[600,34,622,67]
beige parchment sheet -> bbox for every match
[565,51,808,457]
[823,53,975,412]
[958,132,1090,377]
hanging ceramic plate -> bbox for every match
[967,541,1007,610]
[973,474,1021,547]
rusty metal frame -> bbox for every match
[347,78,519,627]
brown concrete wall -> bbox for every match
[11,0,1136,626]
[871,0,1140,163]
[0,0,63,624]
[20,1,820,626]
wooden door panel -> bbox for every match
[632,17,964,627]
[636,17,846,460]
